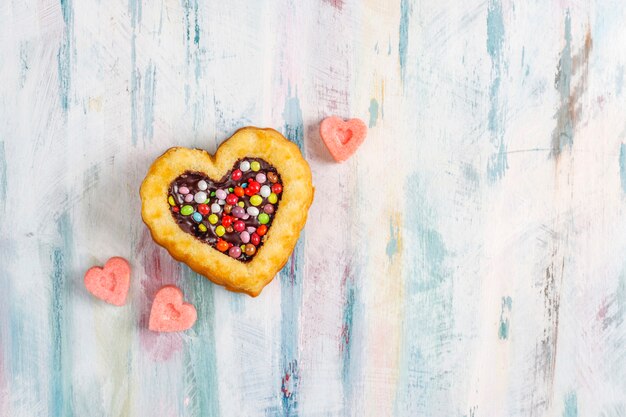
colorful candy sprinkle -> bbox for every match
[215,189,227,200]
[226,193,238,205]
[244,244,256,256]
[260,185,271,198]
[216,239,228,252]
[229,246,242,258]
[233,220,245,232]
[197,204,210,215]
[168,158,283,262]
[231,206,245,218]
[271,183,282,194]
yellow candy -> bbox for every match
[251,161,261,171]
[238,201,245,207]
[168,195,176,206]
[208,214,218,224]
[250,195,262,206]
[198,223,207,232]
[215,225,225,237]
[268,193,278,204]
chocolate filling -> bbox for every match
[168,158,282,262]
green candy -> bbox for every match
[180,205,194,216]
[258,213,270,224]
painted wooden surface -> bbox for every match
[1,0,625,416]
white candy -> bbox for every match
[215,189,227,200]
[218,199,225,205]
[197,180,208,191]
[211,203,221,213]
[260,185,271,198]
[194,191,207,203]
[247,207,259,216]
[240,161,251,172]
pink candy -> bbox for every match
[84,257,131,306]
[149,286,197,332]
[319,116,367,162]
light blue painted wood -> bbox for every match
[0,0,625,416]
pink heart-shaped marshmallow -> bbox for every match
[149,285,197,332]
[319,116,367,162]
[84,257,131,306]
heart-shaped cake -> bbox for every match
[140,127,314,296]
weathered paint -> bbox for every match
[1,1,625,416]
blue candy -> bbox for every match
[192,212,202,222]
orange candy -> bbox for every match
[216,239,229,252]
[257,225,268,236]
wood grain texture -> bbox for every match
[1,0,625,416]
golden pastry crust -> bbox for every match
[140,127,314,296]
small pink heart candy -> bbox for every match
[149,285,197,332]
[319,116,367,162]
[84,257,131,306]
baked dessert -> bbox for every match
[140,127,314,296]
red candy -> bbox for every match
[172,206,180,212]
[234,186,244,197]
[232,169,243,180]
[197,204,210,215]
[233,220,245,232]
[226,193,238,205]
[221,215,233,228]
[245,181,261,196]
[251,232,261,246]
[271,183,282,194]
[257,225,267,236]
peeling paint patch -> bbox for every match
[282,86,304,151]
[619,143,626,193]
[486,0,508,181]
[399,0,410,83]
[551,11,592,157]
[368,98,379,128]
[563,391,578,417]
[498,296,513,340]
[57,0,74,111]
[143,62,156,142]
